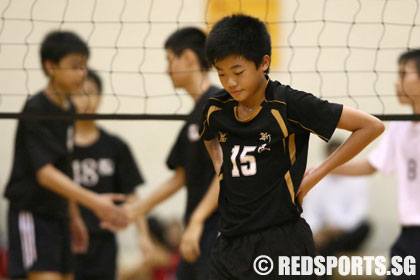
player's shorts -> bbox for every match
[7,208,72,279]
[73,233,117,280]
[209,217,316,280]
[176,222,218,280]
[387,226,420,280]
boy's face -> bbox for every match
[48,53,87,95]
[71,78,101,114]
[396,60,420,106]
[166,49,189,88]
[214,55,269,103]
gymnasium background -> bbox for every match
[1,0,414,269]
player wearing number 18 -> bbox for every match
[199,14,385,279]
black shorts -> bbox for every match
[7,208,72,279]
[387,226,420,280]
[176,223,218,280]
[74,233,117,280]
[209,218,316,280]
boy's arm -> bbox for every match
[297,106,384,204]
[101,167,186,232]
[125,193,154,259]
[37,164,128,228]
[330,158,377,176]
[125,167,186,220]
[180,138,222,263]
[68,201,89,253]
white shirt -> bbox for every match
[369,121,420,226]
[303,175,369,234]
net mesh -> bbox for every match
[1,0,420,120]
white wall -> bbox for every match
[1,0,416,262]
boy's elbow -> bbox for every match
[36,164,53,186]
[370,118,385,137]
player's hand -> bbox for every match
[69,216,89,254]
[180,219,203,263]
[296,167,317,205]
[93,193,129,230]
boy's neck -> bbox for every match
[75,120,100,146]
[44,82,70,110]
[240,75,268,109]
[184,70,211,103]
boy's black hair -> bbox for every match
[398,49,420,77]
[164,27,210,71]
[86,69,103,95]
[40,31,89,75]
[206,14,271,74]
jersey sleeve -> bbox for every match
[368,123,396,175]
[285,86,343,142]
[199,101,218,141]
[23,106,68,171]
[115,140,144,194]
[166,124,188,170]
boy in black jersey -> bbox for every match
[198,14,385,279]
[71,70,153,280]
[116,27,221,280]
[4,31,129,280]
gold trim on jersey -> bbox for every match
[288,118,329,141]
[234,106,263,123]
[218,173,223,181]
[265,99,286,105]
[270,109,289,137]
[285,171,295,205]
[207,105,222,125]
[199,119,208,138]
[288,133,296,165]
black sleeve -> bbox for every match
[199,102,218,141]
[285,86,343,141]
[166,124,188,170]
[23,108,68,172]
[115,140,144,194]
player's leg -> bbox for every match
[192,223,218,280]
[27,271,64,280]
[210,218,316,280]
[8,209,73,280]
[386,227,420,280]
[63,273,74,280]
[79,234,117,280]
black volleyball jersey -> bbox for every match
[200,80,343,237]
[72,129,144,234]
[4,92,75,218]
[167,85,220,227]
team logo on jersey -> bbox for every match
[259,132,271,142]
[98,158,115,176]
[188,123,200,142]
[219,132,227,142]
[258,132,271,153]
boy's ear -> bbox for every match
[260,55,271,72]
[181,49,198,67]
[44,60,56,77]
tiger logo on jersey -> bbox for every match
[258,132,271,153]
[219,132,227,143]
